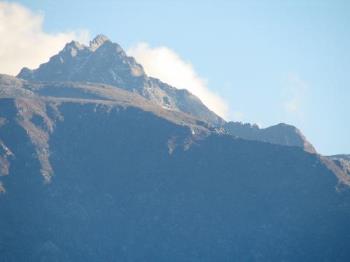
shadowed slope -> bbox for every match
[1,99,350,261]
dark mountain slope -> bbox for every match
[0,74,211,183]
[1,82,350,261]
[1,74,346,187]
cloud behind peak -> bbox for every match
[0,2,89,76]
[128,43,229,119]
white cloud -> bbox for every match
[0,2,89,76]
[128,43,229,119]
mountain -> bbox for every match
[1,72,350,261]
[1,34,350,261]
[17,35,318,153]
[223,121,316,153]
[18,35,224,127]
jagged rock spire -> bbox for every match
[89,34,110,51]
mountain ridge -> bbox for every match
[0,73,349,187]
[16,35,319,154]
[0,73,213,182]
[224,121,316,153]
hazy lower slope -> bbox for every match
[1,74,350,261]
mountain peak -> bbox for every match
[65,40,84,49]
[62,40,86,57]
[16,35,224,126]
[89,34,110,51]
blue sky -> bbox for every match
[4,0,350,155]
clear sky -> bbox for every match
[4,0,350,155]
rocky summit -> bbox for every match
[17,35,224,127]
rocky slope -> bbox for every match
[223,121,316,153]
[328,155,350,176]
